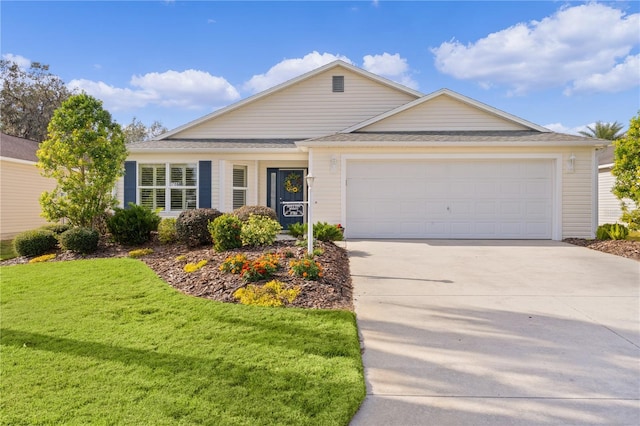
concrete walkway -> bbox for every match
[348,240,640,426]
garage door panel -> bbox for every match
[346,159,553,239]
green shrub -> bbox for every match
[313,222,344,241]
[288,222,306,238]
[58,227,99,254]
[157,218,178,244]
[233,280,300,307]
[241,215,282,246]
[233,205,277,222]
[208,214,243,252]
[621,206,640,232]
[596,223,630,240]
[13,229,58,257]
[176,208,222,247]
[107,203,161,245]
[289,257,323,281]
[39,223,71,235]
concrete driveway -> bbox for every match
[348,240,640,426]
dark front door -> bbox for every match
[267,168,306,229]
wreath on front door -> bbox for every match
[284,172,302,193]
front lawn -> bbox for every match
[0,239,16,261]
[1,258,365,425]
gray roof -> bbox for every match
[303,131,603,145]
[597,145,615,166]
[0,133,40,162]
[128,138,300,151]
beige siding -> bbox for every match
[1,159,57,239]
[598,169,635,225]
[561,150,594,239]
[173,67,418,139]
[361,95,530,132]
[309,146,595,239]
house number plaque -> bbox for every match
[282,202,305,217]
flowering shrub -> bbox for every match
[233,280,300,307]
[28,253,56,263]
[219,254,249,274]
[208,214,242,252]
[241,253,280,282]
[240,215,282,247]
[128,248,154,258]
[184,259,207,273]
[289,257,323,280]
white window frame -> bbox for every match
[232,165,248,210]
[138,163,198,212]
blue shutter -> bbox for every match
[124,161,136,208]
[199,161,212,208]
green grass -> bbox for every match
[1,258,365,425]
[0,239,16,261]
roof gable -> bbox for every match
[0,133,40,162]
[343,89,550,133]
[158,61,422,140]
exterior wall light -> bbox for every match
[568,153,576,173]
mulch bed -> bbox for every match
[2,239,354,310]
[562,238,640,261]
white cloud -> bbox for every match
[69,69,240,112]
[565,54,640,95]
[431,3,639,95]
[362,52,418,89]
[544,122,591,135]
[243,51,352,93]
[2,53,31,69]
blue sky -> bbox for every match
[2,1,639,134]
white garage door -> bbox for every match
[346,159,554,239]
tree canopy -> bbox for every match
[612,113,640,230]
[0,60,72,142]
[122,117,168,144]
[37,94,128,228]
[578,121,625,140]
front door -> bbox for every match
[267,168,306,229]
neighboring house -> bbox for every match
[597,145,635,225]
[121,60,605,240]
[0,133,55,239]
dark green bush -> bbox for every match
[13,229,58,257]
[288,222,306,238]
[596,223,629,240]
[158,218,178,244]
[286,222,343,241]
[107,203,161,245]
[313,222,344,242]
[39,223,71,235]
[232,205,278,222]
[208,214,242,252]
[176,208,222,247]
[59,227,99,254]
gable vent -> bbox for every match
[332,75,344,92]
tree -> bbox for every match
[612,113,640,230]
[578,121,625,140]
[122,117,168,144]
[0,59,72,142]
[37,94,128,228]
